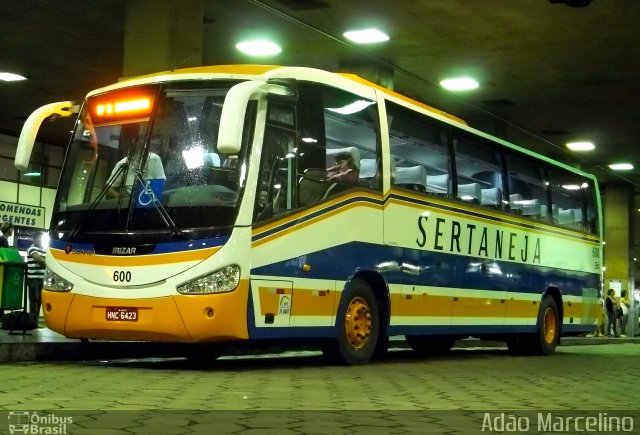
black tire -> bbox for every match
[405,335,456,355]
[323,278,380,365]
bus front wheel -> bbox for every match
[323,278,380,365]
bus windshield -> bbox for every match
[53,81,252,240]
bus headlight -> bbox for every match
[177,265,240,294]
[43,268,74,292]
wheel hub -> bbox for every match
[543,307,557,344]
[344,296,372,350]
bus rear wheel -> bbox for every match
[533,295,560,355]
[405,335,456,355]
[323,278,379,365]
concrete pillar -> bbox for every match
[337,61,394,90]
[123,0,203,77]
[603,182,635,335]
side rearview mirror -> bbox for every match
[217,80,296,155]
[15,101,77,171]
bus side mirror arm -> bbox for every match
[15,101,78,171]
[217,80,296,155]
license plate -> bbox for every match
[106,307,138,321]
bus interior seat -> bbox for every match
[426,173,449,193]
[359,158,377,179]
[509,193,524,212]
[572,208,583,226]
[204,152,221,167]
[521,199,541,217]
[395,166,428,192]
[557,208,576,225]
[481,187,502,207]
[458,183,481,203]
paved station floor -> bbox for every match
[1,339,639,434]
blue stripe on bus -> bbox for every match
[49,236,230,255]
[251,241,600,297]
[561,323,594,334]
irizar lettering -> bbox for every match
[112,247,136,255]
[416,215,541,265]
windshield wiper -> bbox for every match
[68,161,129,240]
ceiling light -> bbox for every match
[562,184,581,190]
[440,77,479,91]
[343,28,389,44]
[608,163,634,171]
[235,40,281,56]
[566,141,595,151]
[0,72,27,82]
[23,172,41,177]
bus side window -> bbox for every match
[505,155,548,219]
[453,134,503,207]
[254,103,297,223]
[386,100,450,196]
[547,167,588,231]
[295,83,380,207]
[583,181,599,234]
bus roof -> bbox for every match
[89,64,465,124]
[88,64,595,181]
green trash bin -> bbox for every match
[0,248,26,310]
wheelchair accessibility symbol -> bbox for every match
[135,179,164,208]
[138,180,157,206]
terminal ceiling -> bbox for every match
[1,1,639,209]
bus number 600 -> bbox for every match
[113,270,132,282]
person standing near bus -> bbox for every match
[27,233,46,326]
[0,222,13,247]
[605,288,619,337]
[0,222,15,325]
[619,289,630,337]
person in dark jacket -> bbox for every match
[605,288,619,337]
[0,222,14,248]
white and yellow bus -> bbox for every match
[15,65,602,364]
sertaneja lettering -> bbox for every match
[416,215,541,265]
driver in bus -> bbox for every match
[106,152,166,199]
